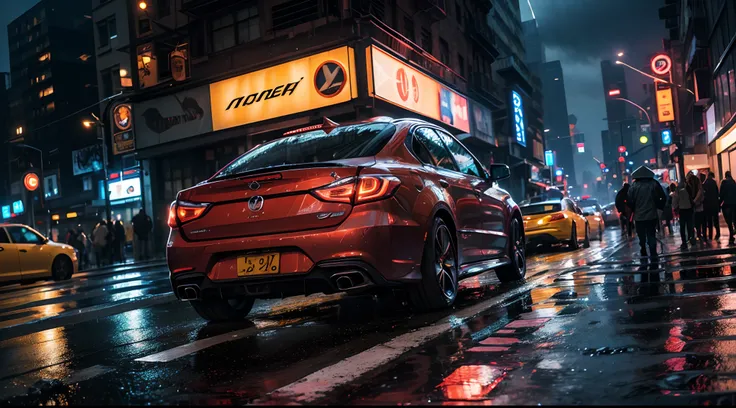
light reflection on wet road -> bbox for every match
[2,229,736,405]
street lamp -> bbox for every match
[82,113,112,221]
[615,59,695,96]
[138,1,147,10]
[617,52,624,57]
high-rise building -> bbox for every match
[540,60,576,186]
[4,0,97,233]
[601,59,635,182]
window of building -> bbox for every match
[403,16,414,43]
[421,28,432,54]
[730,66,736,124]
[458,54,465,77]
[157,0,171,18]
[722,71,730,124]
[38,52,50,62]
[100,65,120,97]
[97,16,117,48]
[439,38,450,65]
[46,101,55,112]
[212,5,260,52]
[82,176,93,192]
[272,0,319,31]
[39,86,54,98]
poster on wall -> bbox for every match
[72,145,102,176]
[134,85,213,150]
[108,177,142,202]
[470,102,496,146]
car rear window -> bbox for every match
[521,203,562,215]
[215,123,396,179]
[577,199,599,209]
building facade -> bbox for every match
[97,0,541,249]
[3,0,98,238]
[540,60,576,187]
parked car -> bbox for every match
[521,198,590,251]
[166,117,526,321]
[601,203,619,227]
[0,223,77,283]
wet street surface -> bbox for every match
[2,229,736,405]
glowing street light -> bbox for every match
[617,52,624,57]
[138,1,147,10]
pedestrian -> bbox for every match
[703,171,721,240]
[104,219,115,265]
[628,166,667,259]
[65,228,76,246]
[720,171,736,245]
[115,220,126,263]
[660,183,674,236]
[673,177,695,249]
[688,173,705,241]
[92,220,108,268]
[615,182,634,238]
[132,208,153,261]
[76,227,89,269]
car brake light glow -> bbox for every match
[312,176,401,204]
[549,213,567,222]
[312,177,356,203]
[169,201,209,227]
[283,124,324,136]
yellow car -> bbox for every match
[576,198,605,241]
[0,223,78,283]
[521,198,590,250]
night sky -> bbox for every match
[0,0,40,72]
[521,0,667,181]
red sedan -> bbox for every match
[167,117,526,321]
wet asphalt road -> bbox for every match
[1,228,736,405]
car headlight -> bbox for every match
[605,210,611,215]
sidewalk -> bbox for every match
[79,257,166,273]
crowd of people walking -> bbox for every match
[63,208,154,269]
[615,168,736,260]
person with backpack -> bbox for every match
[721,171,736,245]
[673,176,696,249]
[628,166,666,259]
[615,182,634,238]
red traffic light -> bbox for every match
[599,163,606,169]
[618,156,625,163]
[608,89,621,96]
[618,146,626,153]
[23,173,39,192]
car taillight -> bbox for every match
[169,201,209,227]
[312,176,400,204]
[548,213,567,222]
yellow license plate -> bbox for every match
[237,252,280,276]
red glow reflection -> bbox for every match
[438,365,506,400]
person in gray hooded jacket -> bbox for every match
[628,166,667,259]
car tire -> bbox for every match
[496,217,526,282]
[51,256,73,281]
[409,217,459,311]
[569,223,579,250]
[190,297,255,322]
[583,226,591,248]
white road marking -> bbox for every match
[262,241,629,403]
[135,321,278,363]
[66,365,115,383]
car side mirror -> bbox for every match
[488,164,510,182]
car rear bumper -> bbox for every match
[525,228,569,245]
[166,199,426,297]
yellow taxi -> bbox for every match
[520,198,590,250]
[0,223,78,283]
[576,197,605,241]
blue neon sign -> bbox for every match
[555,169,564,177]
[661,129,672,145]
[1,206,10,219]
[12,200,24,215]
[544,150,555,166]
[511,90,526,147]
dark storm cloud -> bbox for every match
[529,0,665,62]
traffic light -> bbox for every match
[618,156,625,163]
[599,163,606,170]
[618,146,626,153]
[639,135,649,144]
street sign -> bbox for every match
[651,54,672,76]
[23,173,39,192]
[544,150,555,166]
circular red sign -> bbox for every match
[650,54,672,76]
[396,69,409,102]
[411,75,419,103]
[24,173,39,192]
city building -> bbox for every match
[4,0,97,237]
[601,59,636,183]
[661,0,731,179]
[101,0,541,249]
[540,60,576,187]
[520,18,548,193]
[0,73,9,199]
